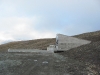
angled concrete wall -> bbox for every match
[55,34,91,51]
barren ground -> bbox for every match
[0,52,92,75]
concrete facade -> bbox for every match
[55,34,91,51]
[47,34,91,52]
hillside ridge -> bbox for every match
[0,30,100,52]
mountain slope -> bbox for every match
[0,38,56,52]
[74,30,100,42]
[0,30,100,74]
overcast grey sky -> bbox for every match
[0,0,100,44]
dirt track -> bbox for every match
[0,52,94,75]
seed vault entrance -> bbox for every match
[47,34,91,52]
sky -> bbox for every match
[0,0,100,44]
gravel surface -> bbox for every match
[0,52,90,75]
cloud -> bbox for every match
[0,32,15,44]
[0,17,56,44]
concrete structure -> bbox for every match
[47,45,56,52]
[47,34,91,52]
[8,49,51,53]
